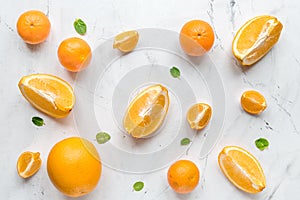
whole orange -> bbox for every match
[47,137,102,197]
[167,160,200,194]
[179,20,215,56]
[16,10,51,44]
[57,37,92,72]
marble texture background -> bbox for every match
[1,0,300,199]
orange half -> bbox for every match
[17,151,42,178]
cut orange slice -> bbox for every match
[218,146,266,194]
[113,30,139,53]
[241,90,266,115]
[123,84,169,138]
[186,103,212,130]
[232,15,283,66]
[18,74,75,118]
[17,151,42,178]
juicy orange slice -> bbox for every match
[218,146,266,194]
[18,74,75,118]
[232,15,283,66]
[113,30,139,53]
[241,90,266,115]
[123,84,169,138]
[186,103,212,130]
[17,151,42,178]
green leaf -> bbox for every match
[32,116,44,126]
[170,66,180,78]
[133,181,144,191]
[96,132,111,144]
[74,18,87,35]
[181,138,191,146]
[255,138,269,151]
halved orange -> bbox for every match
[18,74,75,118]
[186,103,212,130]
[218,146,266,193]
[241,90,266,115]
[123,84,169,138]
[232,15,283,66]
[17,151,42,178]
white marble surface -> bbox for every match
[1,0,300,199]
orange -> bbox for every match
[113,30,139,53]
[232,15,283,66]
[167,160,200,194]
[18,74,75,118]
[186,103,212,130]
[179,19,215,56]
[47,137,102,197]
[218,146,266,193]
[241,90,266,115]
[123,84,169,138]
[17,151,42,178]
[16,10,51,44]
[57,37,92,72]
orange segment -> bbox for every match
[241,90,266,115]
[113,30,139,53]
[232,15,283,66]
[18,74,75,118]
[123,84,169,138]
[186,103,212,130]
[218,146,266,193]
[17,151,42,178]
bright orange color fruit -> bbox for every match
[47,137,102,197]
[187,103,212,130]
[232,15,283,66]
[17,10,51,44]
[17,151,42,178]
[218,146,266,194]
[241,90,266,115]
[57,37,92,72]
[167,160,200,194]
[123,84,169,138]
[18,74,75,118]
[180,19,215,56]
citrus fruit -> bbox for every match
[218,146,266,193]
[232,15,283,66]
[113,30,139,53]
[179,19,215,56]
[241,90,266,115]
[123,84,169,138]
[16,10,51,44]
[57,37,92,72]
[18,74,75,118]
[47,137,102,197]
[17,151,42,178]
[167,160,200,194]
[186,103,212,130]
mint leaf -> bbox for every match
[32,116,44,126]
[170,66,180,78]
[74,18,87,35]
[181,138,191,145]
[133,181,144,191]
[96,132,111,144]
[255,138,269,151]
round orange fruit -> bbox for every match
[47,137,102,197]
[167,160,200,194]
[16,10,51,44]
[57,37,92,72]
[180,19,215,56]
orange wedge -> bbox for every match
[17,151,42,178]
[186,103,212,130]
[241,90,266,115]
[232,15,283,66]
[113,30,139,53]
[18,74,75,118]
[123,84,169,138]
[218,146,266,193]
